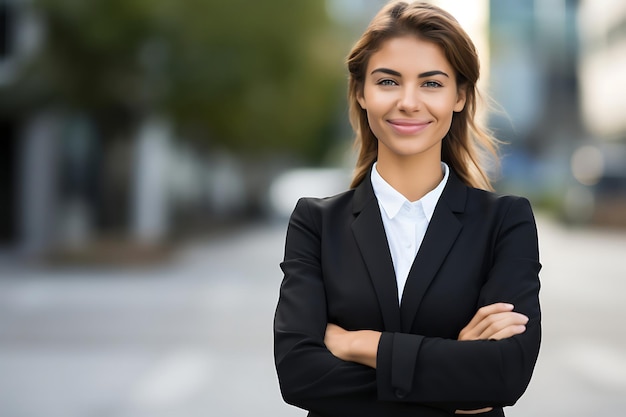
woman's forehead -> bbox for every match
[366,36,453,75]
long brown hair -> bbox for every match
[347,1,499,190]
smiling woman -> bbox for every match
[274,2,541,417]
[356,36,467,200]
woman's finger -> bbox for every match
[488,325,527,341]
[459,305,528,341]
[477,312,529,340]
[458,303,514,340]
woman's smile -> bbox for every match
[386,119,432,135]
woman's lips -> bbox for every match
[387,119,431,135]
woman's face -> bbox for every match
[357,35,466,163]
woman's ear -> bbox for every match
[357,90,366,110]
[454,86,467,113]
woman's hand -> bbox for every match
[325,304,526,412]
[458,303,529,341]
[454,303,529,414]
[324,323,381,368]
[324,324,351,362]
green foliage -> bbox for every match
[34,0,347,158]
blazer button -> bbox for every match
[395,388,407,399]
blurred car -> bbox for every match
[267,167,352,219]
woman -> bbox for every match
[274,2,541,416]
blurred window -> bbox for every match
[0,121,17,243]
[0,0,11,59]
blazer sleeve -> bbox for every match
[376,196,542,410]
[274,198,451,417]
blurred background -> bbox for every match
[0,0,624,416]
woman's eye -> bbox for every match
[377,79,398,86]
[423,81,442,88]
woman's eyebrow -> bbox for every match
[371,68,402,77]
[370,68,450,78]
[418,70,449,78]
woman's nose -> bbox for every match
[397,88,421,112]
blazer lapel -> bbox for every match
[351,176,402,332]
[400,170,467,331]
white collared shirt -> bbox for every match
[370,162,450,303]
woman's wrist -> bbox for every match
[349,330,381,368]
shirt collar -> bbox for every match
[371,162,449,221]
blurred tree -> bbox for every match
[28,0,346,159]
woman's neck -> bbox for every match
[375,155,443,202]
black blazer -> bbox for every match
[274,169,541,417]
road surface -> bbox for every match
[0,215,624,416]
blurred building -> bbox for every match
[1,0,45,253]
[489,0,581,150]
[486,0,584,208]
[577,0,626,140]
[0,1,248,262]
[571,0,626,225]
[0,0,123,257]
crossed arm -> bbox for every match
[276,196,541,416]
[324,303,529,414]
